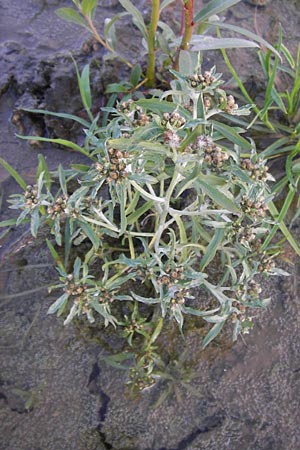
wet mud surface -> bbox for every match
[1,1,300,449]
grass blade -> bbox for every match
[0,158,27,190]
[20,108,91,128]
[262,196,300,256]
[16,135,91,158]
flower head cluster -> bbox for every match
[191,135,229,168]
[163,130,181,148]
[230,222,257,247]
[117,99,150,127]
[23,184,39,209]
[47,195,68,218]
[241,158,272,182]
[240,195,268,219]
[161,111,186,129]
[157,266,185,286]
[224,95,238,114]
[186,69,218,89]
[93,147,128,183]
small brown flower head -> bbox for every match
[133,110,150,127]
[240,195,268,218]
[164,130,181,148]
[161,111,186,129]
[238,225,256,246]
[187,70,217,89]
[203,96,212,110]
[23,184,39,208]
[192,135,229,168]
[158,266,185,286]
[224,95,238,114]
[64,277,87,297]
[117,101,151,127]
[98,287,114,305]
[204,145,229,168]
[47,195,68,218]
[129,368,155,391]
[104,148,129,183]
[158,274,171,286]
[258,255,275,273]
[248,280,262,296]
[93,161,109,180]
[241,159,270,182]
[117,99,134,114]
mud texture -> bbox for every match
[1,1,300,449]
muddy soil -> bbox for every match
[1,1,300,449]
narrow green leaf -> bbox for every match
[29,213,43,237]
[81,0,98,16]
[197,95,205,119]
[160,0,175,10]
[130,63,142,87]
[136,99,190,119]
[118,0,148,39]
[37,154,51,190]
[194,0,241,23]
[148,317,164,345]
[55,8,88,29]
[16,135,91,158]
[281,43,295,69]
[20,108,91,128]
[73,256,82,279]
[71,164,90,172]
[47,293,69,315]
[131,292,160,304]
[0,158,27,190]
[203,314,229,323]
[197,178,239,213]
[81,64,92,110]
[64,218,71,268]
[79,221,100,249]
[208,21,281,59]
[202,321,225,348]
[190,36,258,51]
[200,228,225,271]
[100,352,133,369]
[260,137,291,158]
[212,121,252,150]
[182,306,220,317]
[105,83,130,94]
[102,93,118,127]
[0,218,17,227]
[130,181,165,203]
[178,50,194,75]
[127,200,154,225]
[261,50,281,119]
[58,164,67,196]
[262,197,300,256]
[46,239,65,271]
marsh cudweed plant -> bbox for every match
[6,66,286,389]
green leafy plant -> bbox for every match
[55,0,278,87]
[209,24,299,255]
[1,59,289,389]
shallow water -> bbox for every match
[1,1,300,449]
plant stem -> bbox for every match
[174,0,194,71]
[84,14,133,68]
[146,0,161,87]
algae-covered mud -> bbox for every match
[1,1,300,449]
